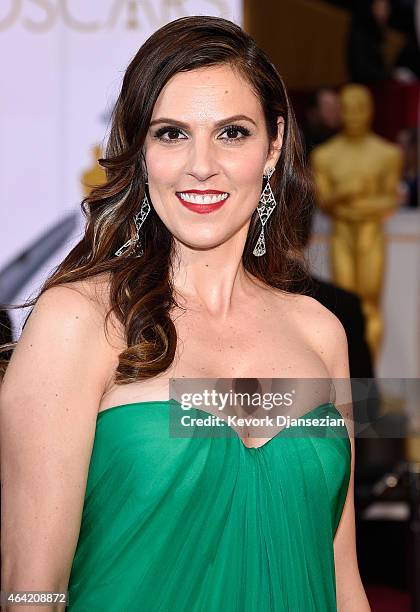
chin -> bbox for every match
[173,233,227,252]
[180,241,224,252]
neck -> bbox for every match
[170,222,257,320]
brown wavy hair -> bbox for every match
[0,15,315,383]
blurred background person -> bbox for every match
[347,0,393,84]
[302,86,343,158]
[392,0,420,81]
[396,125,419,207]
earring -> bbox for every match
[253,166,277,257]
[114,181,151,257]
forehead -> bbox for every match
[151,64,262,122]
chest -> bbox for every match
[99,297,330,412]
[171,304,327,378]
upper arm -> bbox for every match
[299,297,370,610]
[0,284,116,596]
[320,312,371,611]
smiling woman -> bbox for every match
[0,14,370,612]
[142,64,284,242]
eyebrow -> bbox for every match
[149,114,257,129]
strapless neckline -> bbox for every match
[96,399,349,452]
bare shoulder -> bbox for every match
[50,272,125,349]
[280,292,348,376]
[288,292,343,326]
[52,272,112,317]
[34,276,108,323]
[2,273,123,402]
[248,279,348,370]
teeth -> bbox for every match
[178,192,229,204]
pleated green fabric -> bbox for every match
[67,400,350,611]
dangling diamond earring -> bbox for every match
[114,181,151,257]
[253,166,277,257]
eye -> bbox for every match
[153,127,187,142]
[219,124,251,142]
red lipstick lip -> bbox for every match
[175,189,228,195]
[175,192,229,214]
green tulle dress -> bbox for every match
[67,400,350,611]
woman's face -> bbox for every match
[143,64,284,252]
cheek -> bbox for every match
[229,155,266,208]
[146,148,182,185]
[225,148,266,183]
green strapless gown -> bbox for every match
[67,400,350,611]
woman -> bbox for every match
[0,16,370,612]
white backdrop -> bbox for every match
[0,1,243,337]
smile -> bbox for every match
[177,192,229,204]
[175,191,230,214]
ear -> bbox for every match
[265,116,285,173]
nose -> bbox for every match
[187,132,219,182]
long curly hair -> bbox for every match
[0,15,315,383]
